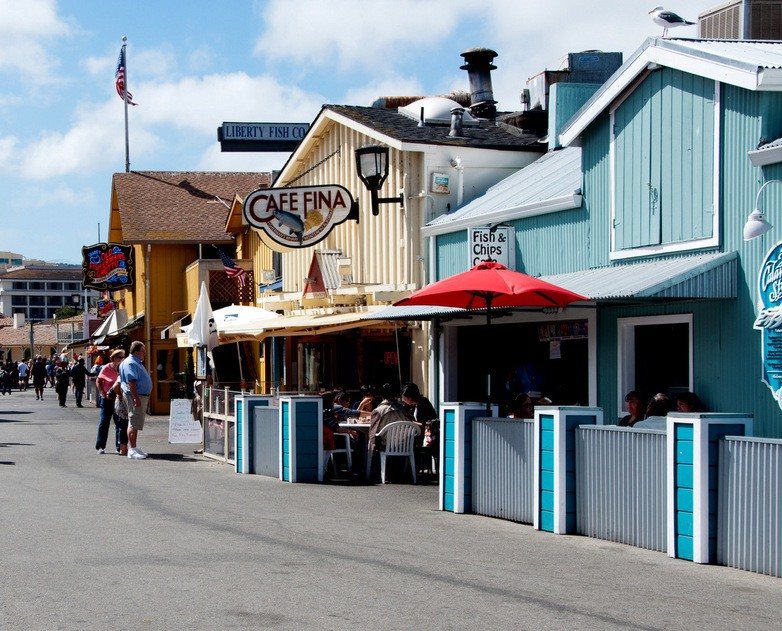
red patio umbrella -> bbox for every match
[394,260,588,413]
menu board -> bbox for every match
[168,398,203,444]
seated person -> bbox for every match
[507,393,535,419]
[357,385,380,414]
[617,391,646,427]
[401,382,437,426]
[322,391,364,477]
[676,391,706,413]
[367,383,413,477]
[645,392,673,418]
[332,390,369,423]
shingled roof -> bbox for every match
[0,267,82,280]
[113,171,271,244]
[0,322,56,347]
[326,105,543,151]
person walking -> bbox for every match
[55,363,70,407]
[0,361,11,396]
[17,360,29,391]
[95,349,127,455]
[119,341,152,460]
[70,357,89,408]
[45,359,55,388]
[31,356,47,400]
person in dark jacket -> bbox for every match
[55,365,70,407]
[70,357,89,408]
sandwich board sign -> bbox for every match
[168,398,203,444]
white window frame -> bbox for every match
[609,80,721,261]
[617,313,693,416]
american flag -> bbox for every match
[216,248,247,287]
[115,47,137,106]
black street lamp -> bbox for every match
[354,145,404,216]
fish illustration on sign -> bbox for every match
[754,241,782,410]
[272,209,305,243]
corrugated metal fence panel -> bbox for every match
[575,426,667,551]
[718,436,782,577]
[253,407,280,478]
[472,419,534,524]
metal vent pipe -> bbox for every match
[448,107,465,137]
[460,47,498,120]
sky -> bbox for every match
[0,0,709,263]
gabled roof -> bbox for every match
[113,171,268,244]
[422,147,582,236]
[560,38,782,146]
[275,103,545,185]
[0,322,56,346]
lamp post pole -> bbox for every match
[29,318,35,361]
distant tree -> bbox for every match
[55,306,80,320]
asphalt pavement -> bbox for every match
[1,385,780,630]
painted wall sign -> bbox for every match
[468,226,516,268]
[243,185,358,249]
[218,122,309,152]
[81,243,134,290]
[754,240,782,410]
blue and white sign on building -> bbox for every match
[468,226,516,268]
[754,240,782,410]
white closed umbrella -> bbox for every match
[188,281,217,351]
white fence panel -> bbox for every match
[472,419,534,524]
[575,426,667,551]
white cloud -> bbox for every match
[0,136,17,165]
[255,0,475,70]
[30,184,96,208]
[0,0,75,83]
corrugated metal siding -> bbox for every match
[584,114,612,269]
[276,124,424,293]
[472,419,534,524]
[718,436,782,577]
[435,231,469,280]
[669,39,782,70]
[575,426,667,551]
[613,69,715,249]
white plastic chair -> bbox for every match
[376,421,421,484]
[324,432,352,477]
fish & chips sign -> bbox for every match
[243,185,358,248]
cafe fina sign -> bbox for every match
[754,240,782,409]
[243,185,358,249]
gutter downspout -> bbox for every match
[145,243,152,407]
[454,157,464,207]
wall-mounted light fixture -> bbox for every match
[354,145,404,216]
[744,180,782,240]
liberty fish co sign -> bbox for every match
[243,185,358,248]
[217,122,309,152]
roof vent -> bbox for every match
[399,97,478,126]
[448,107,465,137]
[460,47,498,120]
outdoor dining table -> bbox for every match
[338,422,372,478]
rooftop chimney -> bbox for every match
[460,47,498,120]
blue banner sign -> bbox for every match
[754,240,782,409]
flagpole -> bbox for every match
[122,35,130,173]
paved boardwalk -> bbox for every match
[0,387,780,630]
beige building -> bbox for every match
[237,94,545,396]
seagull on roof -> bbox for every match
[649,6,695,37]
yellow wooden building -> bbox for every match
[107,171,270,414]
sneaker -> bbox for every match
[128,449,147,460]
[134,447,148,458]
[97,448,105,455]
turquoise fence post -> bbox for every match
[533,406,603,534]
[279,396,323,483]
[439,402,498,513]
[234,395,274,474]
[667,412,753,563]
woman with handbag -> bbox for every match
[95,349,127,455]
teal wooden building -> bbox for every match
[423,38,782,438]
